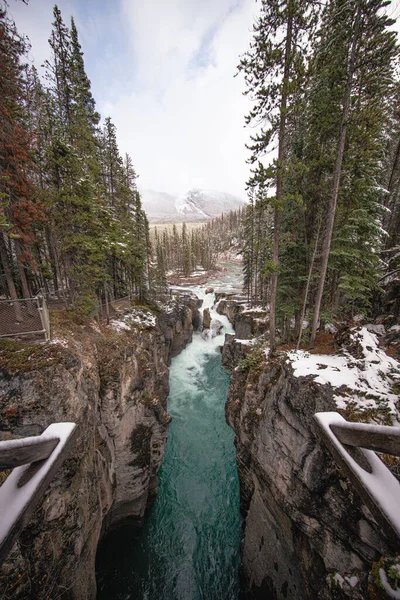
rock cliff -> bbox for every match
[222,335,398,600]
[216,296,268,340]
[0,297,200,600]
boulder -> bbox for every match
[211,319,223,336]
[202,308,211,330]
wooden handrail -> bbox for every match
[314,412,400,549]
[0,435,59,469]
[0,423,77,564]
[330,421,400,457]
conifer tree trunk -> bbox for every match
[269,1,293,355]
[387,136,400,197]
[384,135,400,247]
[14,239,32,300]
[296,224,320,349]
[310,2,362,349]
[45,227,60,297]
[0,233,22,321]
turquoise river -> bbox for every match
[96,288,242,599]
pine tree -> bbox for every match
[44,6,107,313]
[238,0,319,353]
[0,6,44,307]
[309,0,398,345]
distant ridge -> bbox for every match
[141,188,245,223]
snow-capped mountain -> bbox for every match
[141,188,245,223]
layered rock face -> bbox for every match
[222,336,396,600]
[216,296,268,340]
[0,297,200,600]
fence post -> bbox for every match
[104,286,110,325]
[42,296,51,341]
[36,295,50,342]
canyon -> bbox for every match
[0,289,399,600]
[0,296,200,599]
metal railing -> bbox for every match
[314,412,400,547]
[0,295,51,342]
[0,423,77,565]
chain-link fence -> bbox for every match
[0,295,51,342]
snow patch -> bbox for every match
[242,305,266,314]
[287,327,400,418]
[333,573,345,588]
[50,337,68,347]
[380,568,400,599]
[110,309,157,332]
[110,319,131,332]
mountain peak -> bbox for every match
[141,188,245,223]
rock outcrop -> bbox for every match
[202,307,211,330]
[217,297,268,339]
[0,298,199,600]
[222,336,396,600]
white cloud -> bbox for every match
[10,0,258,199]
[103,0,256,197]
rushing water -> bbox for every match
[96,290,241,600]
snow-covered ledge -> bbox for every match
[314,412,400,548]
[0,423,77,564]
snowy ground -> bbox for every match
[110,308,157,332]
[286,327,400,423]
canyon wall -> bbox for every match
[0,297,200,600]
[222,331,397,600]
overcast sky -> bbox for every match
[8,0,258,199]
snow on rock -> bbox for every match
[287,326,400,420]
[325,323,338,334]
[353,314,366,323]
[379,567,400,599]
[366,323,386,336]
[110,320,131,332]
[242,305,266,313]
[330,571,360,591]
[290,318,309,330]
[110,309,157,332]
[236,338,256,346]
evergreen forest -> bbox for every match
[238,0,400,352]
[153,209,243,281]
[1,4,152,316]
[1,0,400,348]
